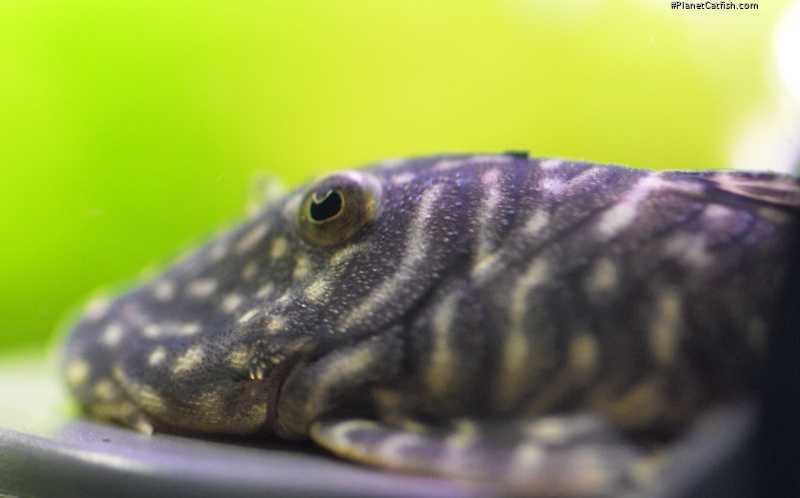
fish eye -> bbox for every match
[298,172,381,247]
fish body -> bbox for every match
[60,154,800,494]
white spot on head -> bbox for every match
[136,385,167,414]
[99,322,125,348]
[586,258,618,294]
[495,258,550,409]
[293,255,311,281]
[433,158,467,172]
[121,302,151,328]
[241,261,258,281]
[270,237,288,259]
[649,290,682,365]
[510,259,549,327]
[266,316,286,335]
[703,204,735,221]
[65,359,91,387]
[470,252,500,284]
[596,202,637,239]
[512,442,545,469]
[426,291,461,398]
[173,346,205,375]
[540,176,565,194]
[209,242,228,262]
[92,379,117,402]
[148,346,167,366]
[569,334,599,372]
[474,167,504,261]
[256,283,274,298]
[238,308,259,323]
[596,174,664,239]
[236,222,269,254]
[84,297,111,321]
[152,280,175,302]
[481,167,501,186]
[330,242,368,266]
[390,172,416,185]
[538,158,562,170]
[522,209,550,237]
[220,293,244,313]
[662,233,711,267]
[186,278,218,298]
[524,417,569,443]
[179,322,201,336]
[539,168,604,195]
[227,347,250,370]
[143,322,200,338]
[304,278,328,301]
[142,324,161,339]
[559,167,604,195]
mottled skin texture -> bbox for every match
[61,154,800,495]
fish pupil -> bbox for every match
[309,190,343,222]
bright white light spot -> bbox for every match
[776,1,800,102]
[729,114,798,174]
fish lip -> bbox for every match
[256,351,310,437]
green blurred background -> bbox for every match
[1,0,797,353]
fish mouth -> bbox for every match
[264,359,307,437]
[248,340,314,438]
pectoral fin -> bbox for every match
[311,414,647,495]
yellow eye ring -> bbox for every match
[297,171,382,247]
